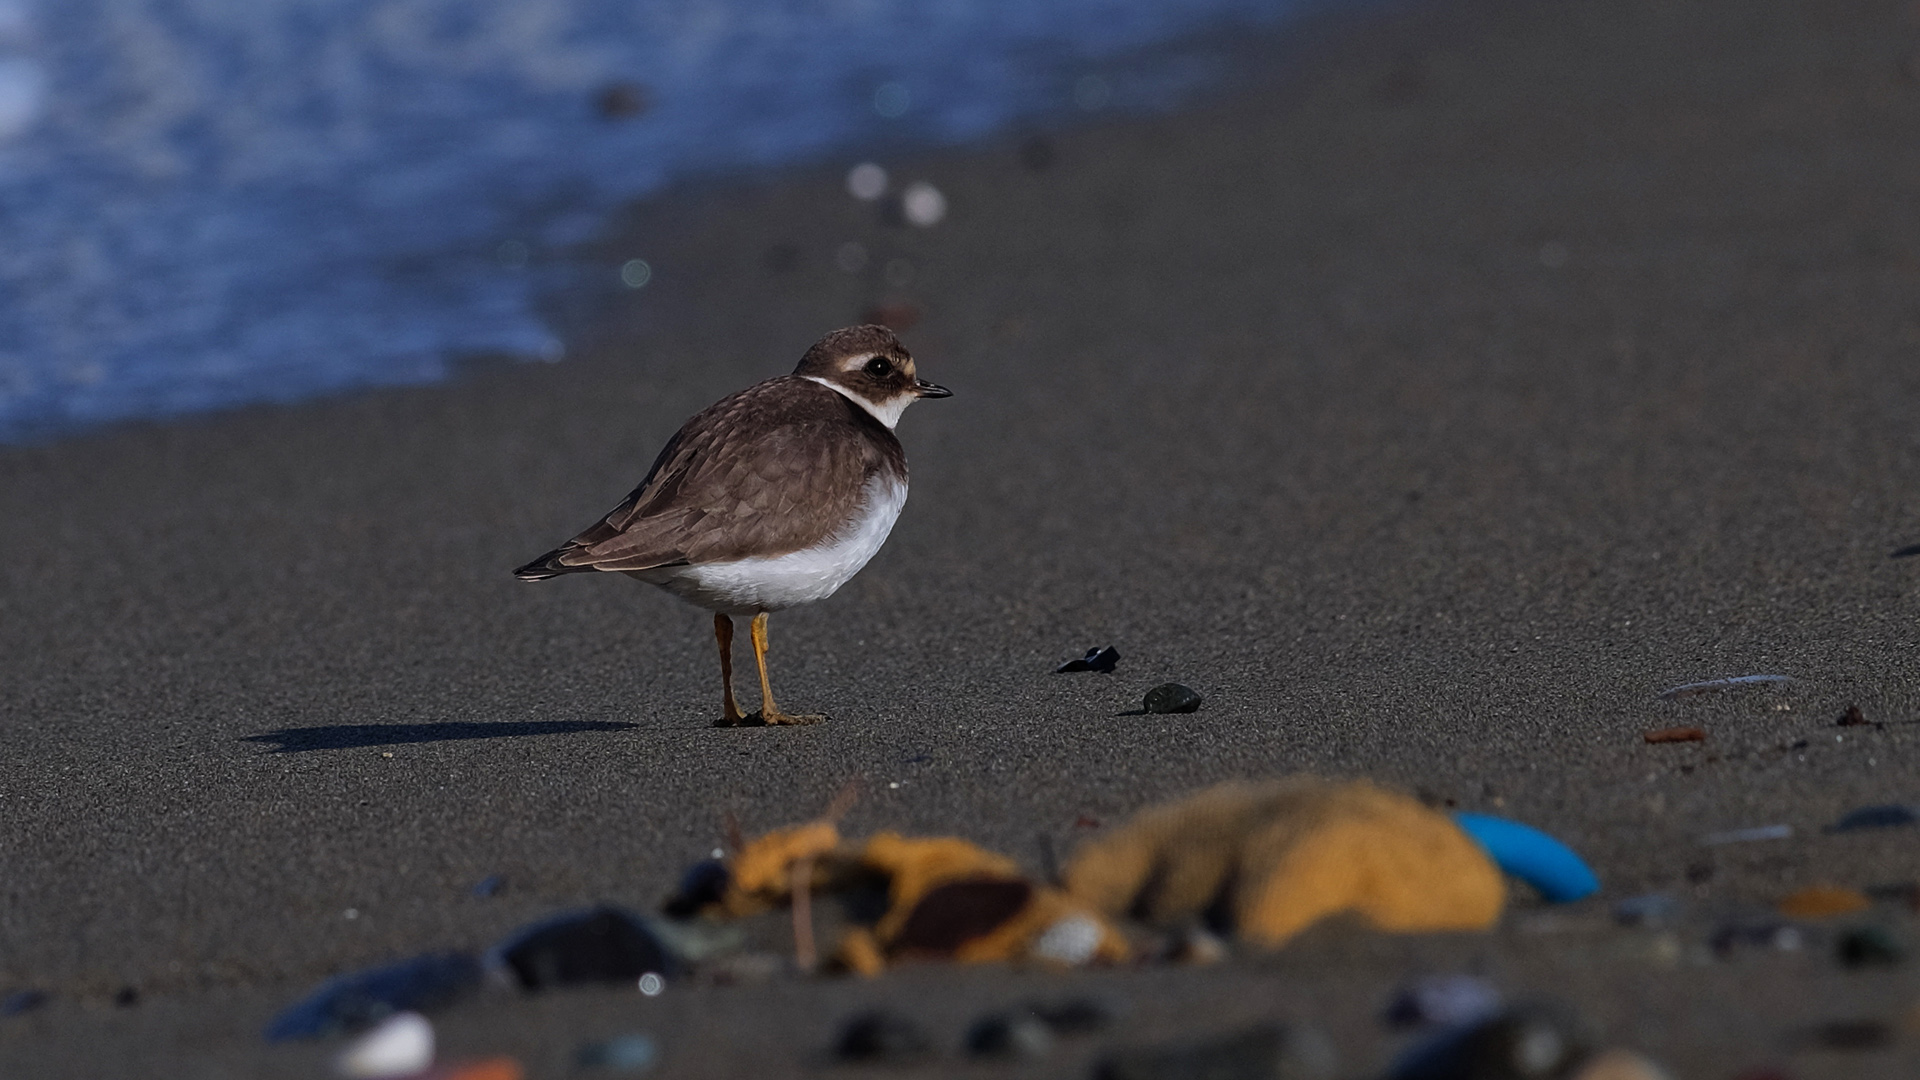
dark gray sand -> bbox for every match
[6,0,1920,1074]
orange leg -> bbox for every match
[714,614,747,726]
[749,612,825,726]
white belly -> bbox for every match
[631,475,907,615]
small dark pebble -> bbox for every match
[966,1010,1054,1059]
[1,990,47,1017]
[1018,135,1056,171]
[113,986,139,1008]
[1890,543,1920,559]
[834,1009,933,1063]
[1801,1019,1892,1051]
[1388,1004,1588,1080]
[595,81,650,119]
[1836,704,1869,727]
[1143,683,1202,714]
[1095,1024,1336,1080]
[471,874,506,899]
[1826,804,1919,833]
[1837,926,1905,968]
[1056,646,1120,673]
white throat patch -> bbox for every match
[803,375,910,429]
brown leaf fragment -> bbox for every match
[1643,727,1706,744]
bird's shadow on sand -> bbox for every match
[242,720,639,754]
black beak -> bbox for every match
[913,379,952,399]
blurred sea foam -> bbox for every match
[0,0,1313,441]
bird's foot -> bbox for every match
[750,709,827,726]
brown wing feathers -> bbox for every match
[513,377,904,581]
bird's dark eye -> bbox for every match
[863,356,892,378]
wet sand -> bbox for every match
[5,0,1920,1075]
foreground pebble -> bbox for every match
[335,1012,433,1079]
[834,1010,932,1063]
[1143,683,1202,714]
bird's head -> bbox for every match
[795,324,950,429]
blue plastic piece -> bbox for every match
[1452,813,1599,903]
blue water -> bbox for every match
[0,0,1314,442]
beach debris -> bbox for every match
[1066,779,1506,948]
[846,162,889,201]
[1388,1004,1590,1080]
[335,1012,433,1079]
[0,989,46,1017]
[1836,926,1904,968]
[489,907,680,991]
[1094,1024,1337,1080]
[682,820,1126,975]
[1056,646,1120,673]
[1657,674,1792,700]
[1641,726,1704,744]
[1836,704,1869,726]
[900,182,946,227]
[576,1033,659,1072]
[470,874,505,899]
[1384,974,1503,1029]
[1612,894,1679,928]
[1890,543,1920,559]
[113,986,139,1007]
[662,857,731,918]
[833,1009,933,1064]
[1778,885,1869,919]
[266,953,483,1041]
[1570,1050,1676,1080]
[1019,135,1056,171]
[1143,683,1203,714]
[1825,804,1919,833]
[1710,922,1802,957]
[1700,824,1791,846]
[1452,813,1600,902]
[594,82,650,120]
[860,302,921,331]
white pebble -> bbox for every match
[900,182,946,227]
[846,162,888,201]
[1031,914,1102,965]
[335,1012,434,1079]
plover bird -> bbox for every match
[514,325,950,725]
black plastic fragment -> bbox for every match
[471,874,506,899]
[265,952,482,1041]
[1826,804,1920,833]
[492,906,680,991]
[1056,646,1120,673]
[1,990,46,1018]
[662,859,731,919]
[1143,683,1203,714]
[834,1009,933,1063]
[1095,1025,1336,1080]
[113,986,139,1008]
[1891,543,1920,559]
